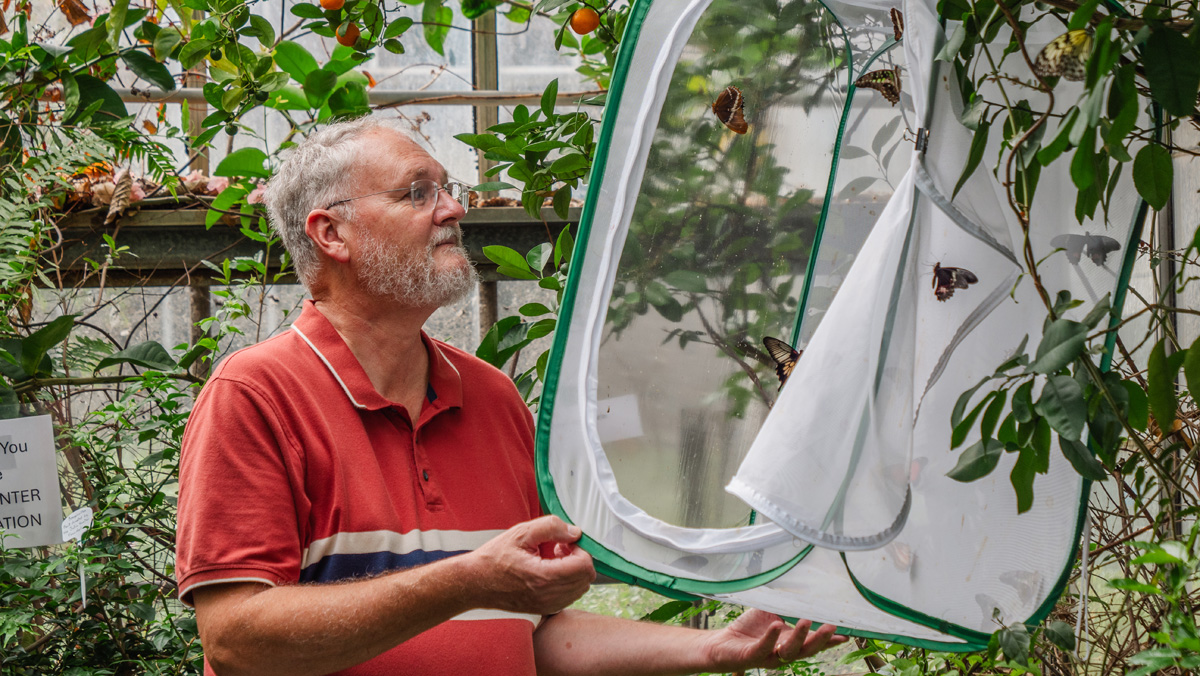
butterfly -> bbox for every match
[1033,29,1094,82]
[855,66,901,106]
[1050,233,1121,265]
[712,85,749,134]
[762,336,801,389]
[932,263,978,301]
[890,8,904,41]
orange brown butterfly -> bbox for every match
[712,85,749,134]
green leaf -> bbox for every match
[152,27,182,61]
[1147,339,1178,431]
[483,245,530,271]
[107,0,131,49]
[640,599,694,623]
[68,75,128,124]
[554,225,575,270]
[290,3,325,19]
[1184,337,1200,406]
[1034,375,1085,440]
[1069,127,1097,190]
[423,0,452,55]
[215,147,270,178]
[552,185,571,220]
[1029,319,1087,374]
[304,69,338,108]
[550,152,589,176]
[1012,381,1035,423]
[947,439,1003,482]
[952,392,992,449]
[121,50,176,91]
[526,242,552,272]
[1060,437,1108,481]
[953,120,989,198]
[997,623,1031,666]
[1120,379,1149,431]
[1081,294,1112,330]
[274,40,319,83]
[221,85,246,112]
[1011,446,1038,513]
[473,181,516,192]
[519,303,552,317]
[1043,621,1076,652]
[664,270,707,293]
[328,81,370,117]
[980,389,1007,440]
[385,17,415,38]
[21,315,76,376]
[178,38,215,69]
[0,382,17,419]
[541,78,559,117]
[94,341,177,372]
[248,14,276,47]
[1142,27,1200,116]
[1133,144,1173,211]
[951,376,991,427]
[1107,578,1161,595]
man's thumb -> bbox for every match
[524,515,582,543]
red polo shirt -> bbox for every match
[176,300,541,675]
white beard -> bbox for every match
[356,227,478,307]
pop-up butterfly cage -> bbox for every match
[537,0,1147,648]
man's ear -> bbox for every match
[306,210,351,264]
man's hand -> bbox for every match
[700,609,847,673]
[468,515,596,616]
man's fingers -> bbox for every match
[519,515,583,545]
[774,619,811,662]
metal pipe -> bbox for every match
[114,87,601,107]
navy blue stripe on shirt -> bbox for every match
[299,549,466,583]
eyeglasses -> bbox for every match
[323,179,471,213]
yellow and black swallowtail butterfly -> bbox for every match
[762,336,802,389]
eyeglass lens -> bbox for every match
[411,180,470,212]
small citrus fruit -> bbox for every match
[336,22,360,47]
[320,0,344,10]
[570,7,600,35]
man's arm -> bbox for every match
[194,516,595,676]
[532,607,846,676]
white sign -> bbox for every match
[0,415,62,548]
[61,506,93,542]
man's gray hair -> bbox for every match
[263,117,415,289]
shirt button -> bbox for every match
[422,470,430,481]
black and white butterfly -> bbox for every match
[711,85,748,134]
[855,66,901,106]
[762,336,801,389]
[1050,233,1121,266]
[933,263,978,301]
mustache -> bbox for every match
[431,227,463,248]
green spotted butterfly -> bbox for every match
[1033,29,1094,82]
[854,66,901,106]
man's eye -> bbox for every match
[410,187,429,203]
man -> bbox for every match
[175,116,844,676]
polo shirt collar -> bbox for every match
[290,300,464,414]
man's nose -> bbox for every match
[433,187,466,225]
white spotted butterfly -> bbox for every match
[1033,29,1094,82]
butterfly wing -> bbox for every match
[1034,29,1094,82]
[1085,234,1121,265]
[712,86,749,134]
[933,263,978,301]
[1050,233,1085,264]
[854,67,901,106]
[762,336,800,389]
[889,8,904,41]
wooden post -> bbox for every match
[473,10,501,343]
[190,277,211,378]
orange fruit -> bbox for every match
[320,0,344,9]
[569,7,600,35]
[336,22,360,47]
